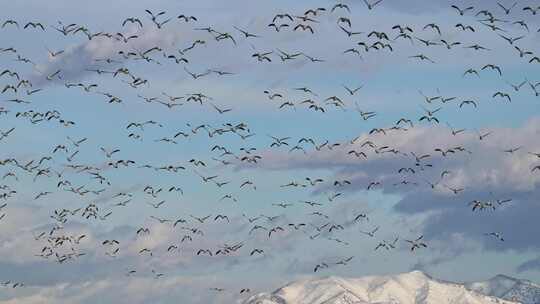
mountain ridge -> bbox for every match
[244,271,538,304]
[466,274,540,304]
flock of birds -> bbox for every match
[0,0,539,301]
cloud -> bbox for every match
[242,117,540,253]
[0,275,247,304]
[410,233,480,272]
[30,26,195,87]
[517,256,540,273]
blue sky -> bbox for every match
[1,0,540,303]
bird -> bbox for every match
[523,6,540,15]
[314,263,329,272]
[512,20,529,32]
[451,5,474,15]
[209,103,232,114]
[190,215,211,223]
[361,226,379,237]
[499,34,524,46]
[1,20,19,28]
[459,100,477,108]
[177,15,197,22]
[375,238,399,251]
[514,46,533,58]
[147,200,165,209]
[268,226,284,237]
[497,2,517,15]
[268,23,289,32]
[24,22,45,30]
[493,91,512,102]
[100,147,120,158]
[464,44,490,51]
[463,68,480,77]
[332,4,351,13]
[250,249,264,256]
[476,130,492,141]
[303,8,326,17]
[485,232,504,242]
[506,80,527,92]
[455,24,475,32]
[410,54,435,63]
[233,26,259,38]
[423,23,441,35]
[343,85,363,95]
[482,64,502,76]
[362,0,384,10]
[405,235,428,251]
[272,14,293,23]
[122,17,143,28]
[293,24,314,34]
[145,9,171,29]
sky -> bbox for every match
[0,0,540,303]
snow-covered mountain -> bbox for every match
[244,271,519,304]
[467,274,540,304]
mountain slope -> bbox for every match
[467,274,540,304]
[245,271,517,304]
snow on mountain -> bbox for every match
[244,271,516,304]
[467,274,540,304]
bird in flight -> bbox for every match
[362,0,384,10]
[0,2,535,299]
[405,235,428,251]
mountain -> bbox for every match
[467,274,540,304]
[244,271,518,304]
